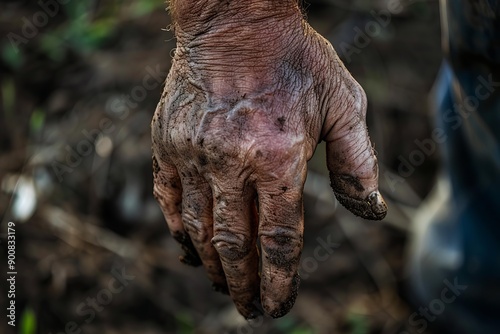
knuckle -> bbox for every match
[152,185,163,203]
[250,135,305,171]
[211,231,252,262]
[260,228,302,268]
[182,216,209,243]
[154,185,181,216]
[189,124,237,171]
[324,78,368,141]
[347,80,367,118]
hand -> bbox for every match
[151,1,387,319]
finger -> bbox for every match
[152,155,202,266]
[180,169,228,293]
[211,182,262,319]
[257,167,306,318]
[323,69,387,220]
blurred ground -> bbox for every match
[0,0,443,333]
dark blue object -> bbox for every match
[409,1,500,333]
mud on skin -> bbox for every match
[270,273,300,319]
[330,172,387,220]
[172,231,202,267]
[152,0,388,320]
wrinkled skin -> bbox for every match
[151,0,387,319]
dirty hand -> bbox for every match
[151,0,387,319]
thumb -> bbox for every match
[322,68,387,220]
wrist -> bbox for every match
[170,0,302,41]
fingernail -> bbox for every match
[367,191,387,218]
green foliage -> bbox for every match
[276,316,315,334]
[43,2,118,58]
[1,79,15,118]
[19,307,37,334]
[1,44,24,69]
[30,108,46,134]
[291,327,315,334]
[63,2,94,21]
[131,0,165,17]
[347,314,368,334]
[175,312,195,334]
[38,0,163,61]
[39,33,67,62]
[1,1,166,66]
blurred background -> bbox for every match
[0,0,444,333]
